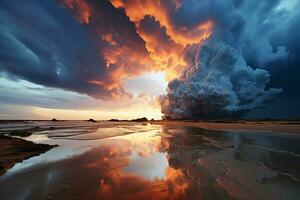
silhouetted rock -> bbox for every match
[51,118,58,122]
[88,119,96,122]
[108,119,119,122]
[131,117,148,122]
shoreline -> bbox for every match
[0,120,299,176]
[153,120,300,135]
[0,121,299,200]
[0,135,56,176]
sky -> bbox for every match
[0,0,299,120]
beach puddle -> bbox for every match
[0,122,299,200]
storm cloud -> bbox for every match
[0,0,108,98]
[160,37,282,119]
[0,0,152,99]
[0,0,299,118]
[159,0,300,119]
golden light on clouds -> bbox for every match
[62,0,91,24]
[56,0,214,119]
[1,0,291,121]
[109,0,213,46]
[62,0,213,85]
[110,0,213,79]
[34,103,162,120]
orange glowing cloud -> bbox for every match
[101,34,117,46]
[61,0,91,24]
[61,0,154,97]
[137,16,187,80]
[60,0,213,99]
[110,0,213,46]
[110,0,213,79]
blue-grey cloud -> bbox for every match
[0,0,151,99]
[160,0,300,119]
[0,0,299,119]
[161,38,282,119]
[0,0,110,98]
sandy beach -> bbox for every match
[0,135,55,176]
[154,120,300,135]
[0,120,299,200]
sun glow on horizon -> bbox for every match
[0,75,164,120]
[33,105,163,120]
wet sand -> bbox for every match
[0,121,299,200]
[0,135,55,176]
[154,120,300,135]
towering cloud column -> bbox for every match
[160,37,282,119]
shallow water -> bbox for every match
[0,121,299,200]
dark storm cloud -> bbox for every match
[161,38,283,119]
[0,0,299,118]
[61,0,153,87]
[160,0,300,119]
[0,0,110,98]
[169,0,290,65]
[0,0,151,99]
[247,8,300,119]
